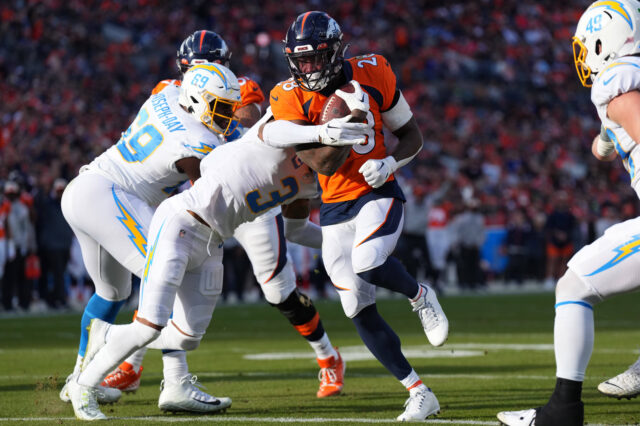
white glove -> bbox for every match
[335,80,369,113]
[318,115,371,146]
[358,156,398,188]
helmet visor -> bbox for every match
[201,93,241,136]
[572,37,592,88]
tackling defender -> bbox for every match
[258,11,449,421]
[66,91,370,420]
[104,30,352,401]
[60,63,241,411]
[498,0,640,424]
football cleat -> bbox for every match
[497,401,583,426]
[598,358,640,399]
[396,387,440,421]
[158,374,232,413]
[67,377,107,420]
[102,364,143,393]
[497,408,536,426]
[81,318,110,371]
[410,283,449,347]
[316,348,345,398]
[60,373,122,404]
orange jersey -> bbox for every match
[151,76,264,108]
[269,54,398,203]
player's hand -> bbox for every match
[335,80,369,113]
[318,115,370,146]
[358,157,398,188]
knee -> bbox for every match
[555,269,601,306]
[352,245,383,274]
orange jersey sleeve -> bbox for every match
[270,54,399,203]
[151,79,181,95]
[238,76,265,108]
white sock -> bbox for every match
[78,321,158,387]
[309,333,337,360]
[72,354,83,375]
[123,347,148,371]
[400,369,425,394]
[554,302,594,381]
[163,351,189,384]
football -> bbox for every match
[318,83,367,124]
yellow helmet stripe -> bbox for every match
[588,1,633,29]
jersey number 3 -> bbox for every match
[246,177,299,214]
[117,108,164,162]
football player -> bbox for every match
[105,30,355,401]
[497,1,640,424]
[66,97,366,420]
[60,63,241,413]
[258,11,449,421]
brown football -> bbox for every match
[319,83,367,124]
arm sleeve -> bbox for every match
[283,217,322,249]
[261,120,321,148]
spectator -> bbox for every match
[34,178,73,309]
[2,181,34,311]
[543,191,577,290]
[503,209,531,286]
[450,198,486,290]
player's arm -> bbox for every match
[359,91,423,188]
[591,125,617,161]
[606,90,640,152]
[281,198,322,249]
[175,157,201,181]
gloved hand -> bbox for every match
[358,156,398,188]
[318,115,371,146]
[335,80,369,113]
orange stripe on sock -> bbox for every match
[132,310,138,321]
[407,380,423,391]
[294,312,320,336]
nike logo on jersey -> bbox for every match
[603,74,616,85]
[271,95,279,101]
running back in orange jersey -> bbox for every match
[151,76,264,109]
[269,54,398,203]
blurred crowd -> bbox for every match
[1,0,638,312]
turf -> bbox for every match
[1,291,639,424]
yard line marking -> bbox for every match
[0,416,496,424]
[0,417,615,425]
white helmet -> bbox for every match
[179,63,241,136]
[573,0,640,87]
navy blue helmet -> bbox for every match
[284,11,346,91]
[176,30,231,74]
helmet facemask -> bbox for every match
[199,92,240,136]
[286,42,344,91]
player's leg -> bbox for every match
[498,217,640,425]
[60,173,151,403]
[351,198,448,346]
[322,218,439,421]
[148,245,230,413]
[233,209,343,397]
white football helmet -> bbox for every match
[179,63,241,136]
[573,0,640,87]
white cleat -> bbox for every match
[497,409,537,426]
[158,374,232,413]
[81,318,110,371]
[396,387,440,422]
[598,359,640,399]
[67,377,107,420]
[60,373,121,404]
[410,283,449,347]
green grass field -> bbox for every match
[1,292,640,425]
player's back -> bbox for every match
[592,56,640,196]
[88,85,221,207]
[177,113,317,239]
[269,54,399,203]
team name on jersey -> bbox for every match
[151,92,186,133]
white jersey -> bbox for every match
[591,56,640,197]
[174,113,318,239]
[86,85,223,206]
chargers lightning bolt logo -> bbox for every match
[585,234,640,276]
[187,141,215,155]
[112,186,147,257]
[588,1,633,29]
